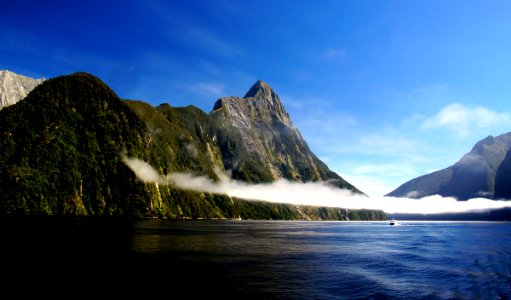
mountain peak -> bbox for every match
[243,80,284,107]
[210,80,362,194]
[0,70,44,109]
[244,80,272,98]
[472,135,495,152]
[212,80,292,128]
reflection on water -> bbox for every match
[2,219,511,299]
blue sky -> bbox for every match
[2,0,511,196]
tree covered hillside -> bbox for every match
[0,72,384,220]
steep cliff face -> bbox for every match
[494,148,511,199]
[0,70,44,109]
[387,132,511,200]
[210,80,362,193]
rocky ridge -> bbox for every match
[0,70,44,109]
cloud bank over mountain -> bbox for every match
[123,156,511,215]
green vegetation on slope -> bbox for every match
[0,72,385,220]
[0,73,148,215]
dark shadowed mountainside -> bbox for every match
[494,148,511,199]
[0,73,149,215]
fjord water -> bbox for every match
[3,219,511,299]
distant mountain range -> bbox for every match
[0,71,378,220]
[387,133,511,200]
[0,70,44,109]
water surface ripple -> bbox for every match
[129,220,511,299]
[3,219,510,299]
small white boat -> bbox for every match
[389,219,399,226]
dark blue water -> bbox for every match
[3,219,511,299]
[127,220,511,299]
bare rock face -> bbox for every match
[211,80,362,193]
[0,70,44,109]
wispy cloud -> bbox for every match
[122,156,167,184]
[122,156,511,214]
[191,82,226,98]
[125,52,256,109]
[139,1,244,59]
[0,27,135,84]
[287,97,431,196]
[413,84,449,97]
[324,47,347,62]
[422,103,511,137]
[295,109,359,135]
[279,94,307,110]
[174,27,244,58]
[355,131,420,157]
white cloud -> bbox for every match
[291,106,436,195]
[122,156,167,184]
[186,143,198,158]
[288,102,360,154]
[122,156,511,214]
[422,103,511,137]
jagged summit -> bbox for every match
[210,79,362,194]
[0,70,44,109]
[213,80,292,127]
[244,79,274,98]
[213,80,275,108]
[244,79,283,107]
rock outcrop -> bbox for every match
[0,70,44,109]
[211,80,362,193]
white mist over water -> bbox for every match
[122,156,511,214]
